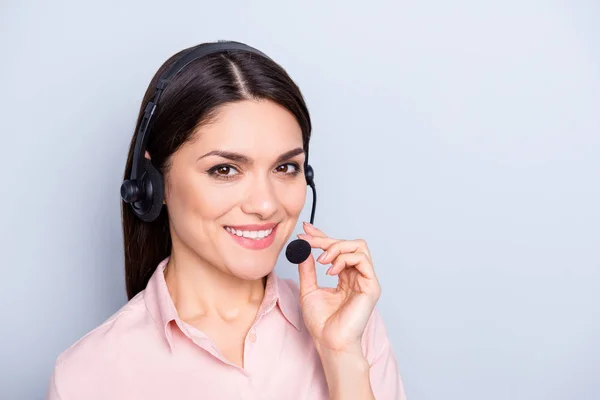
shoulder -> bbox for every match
[48,292,154,395]
[57,292,149,361]
[361,306,392,363]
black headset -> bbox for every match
[120,40,316,227]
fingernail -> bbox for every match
[303,221,313,226]
[297,233,310,239]
[326,267,333,275]
[317,251,327,263]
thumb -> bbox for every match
[297,252,318,297]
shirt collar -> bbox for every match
[262,269,302,332]
[144,257,302,351]
[143,257,179,350]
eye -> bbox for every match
[274,162,301,175]
[207,164,240,179]
[216,166,235,175]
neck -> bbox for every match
[164,245,266,323]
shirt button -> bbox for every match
[248,332,257,343]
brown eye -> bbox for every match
[208,164,240,179]
[274,163,300,175]
[217,166,232,175]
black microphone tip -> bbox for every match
[285,239,312,264]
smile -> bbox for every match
[223,223,279,250]
[224,226,274,240]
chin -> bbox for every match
[225,258,276,281]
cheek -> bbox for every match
[166,173,237,233]
[277,180,307,216]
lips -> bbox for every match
[224,223,279,250]
[224,226,274,240]
[225,223,278,231]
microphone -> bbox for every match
[285,239,312,264]
[285,178,316,264]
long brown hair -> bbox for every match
[121,42,312,300]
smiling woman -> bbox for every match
[46,40,406,400]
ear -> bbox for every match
[144,150,151,160]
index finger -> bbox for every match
[302,222,328,238]
[296,233,339,251]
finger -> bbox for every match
[316,239,371,265]
[297,236,372,265]
[327,252,377,281]
[296,234,340,251]
[297,252,319,296]
[302,222,328,238]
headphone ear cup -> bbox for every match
[304,164,314,186]
[137,159,165,222]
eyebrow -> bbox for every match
[197,147,305,165]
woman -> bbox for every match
[47,40,406,400]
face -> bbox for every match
[163,99,307,280]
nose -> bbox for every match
[240,173,278,220]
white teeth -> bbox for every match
[225,227,274,240]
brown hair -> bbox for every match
[121,42,312,300]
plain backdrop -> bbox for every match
[1,1,599,399]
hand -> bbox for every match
[295,222,381,356]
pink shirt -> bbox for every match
[47,257,407,399]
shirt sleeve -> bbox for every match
[46,361,65,400]
[361,307,407,400]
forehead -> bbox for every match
[191,99,303,153]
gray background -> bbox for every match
[1,0,599,399]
